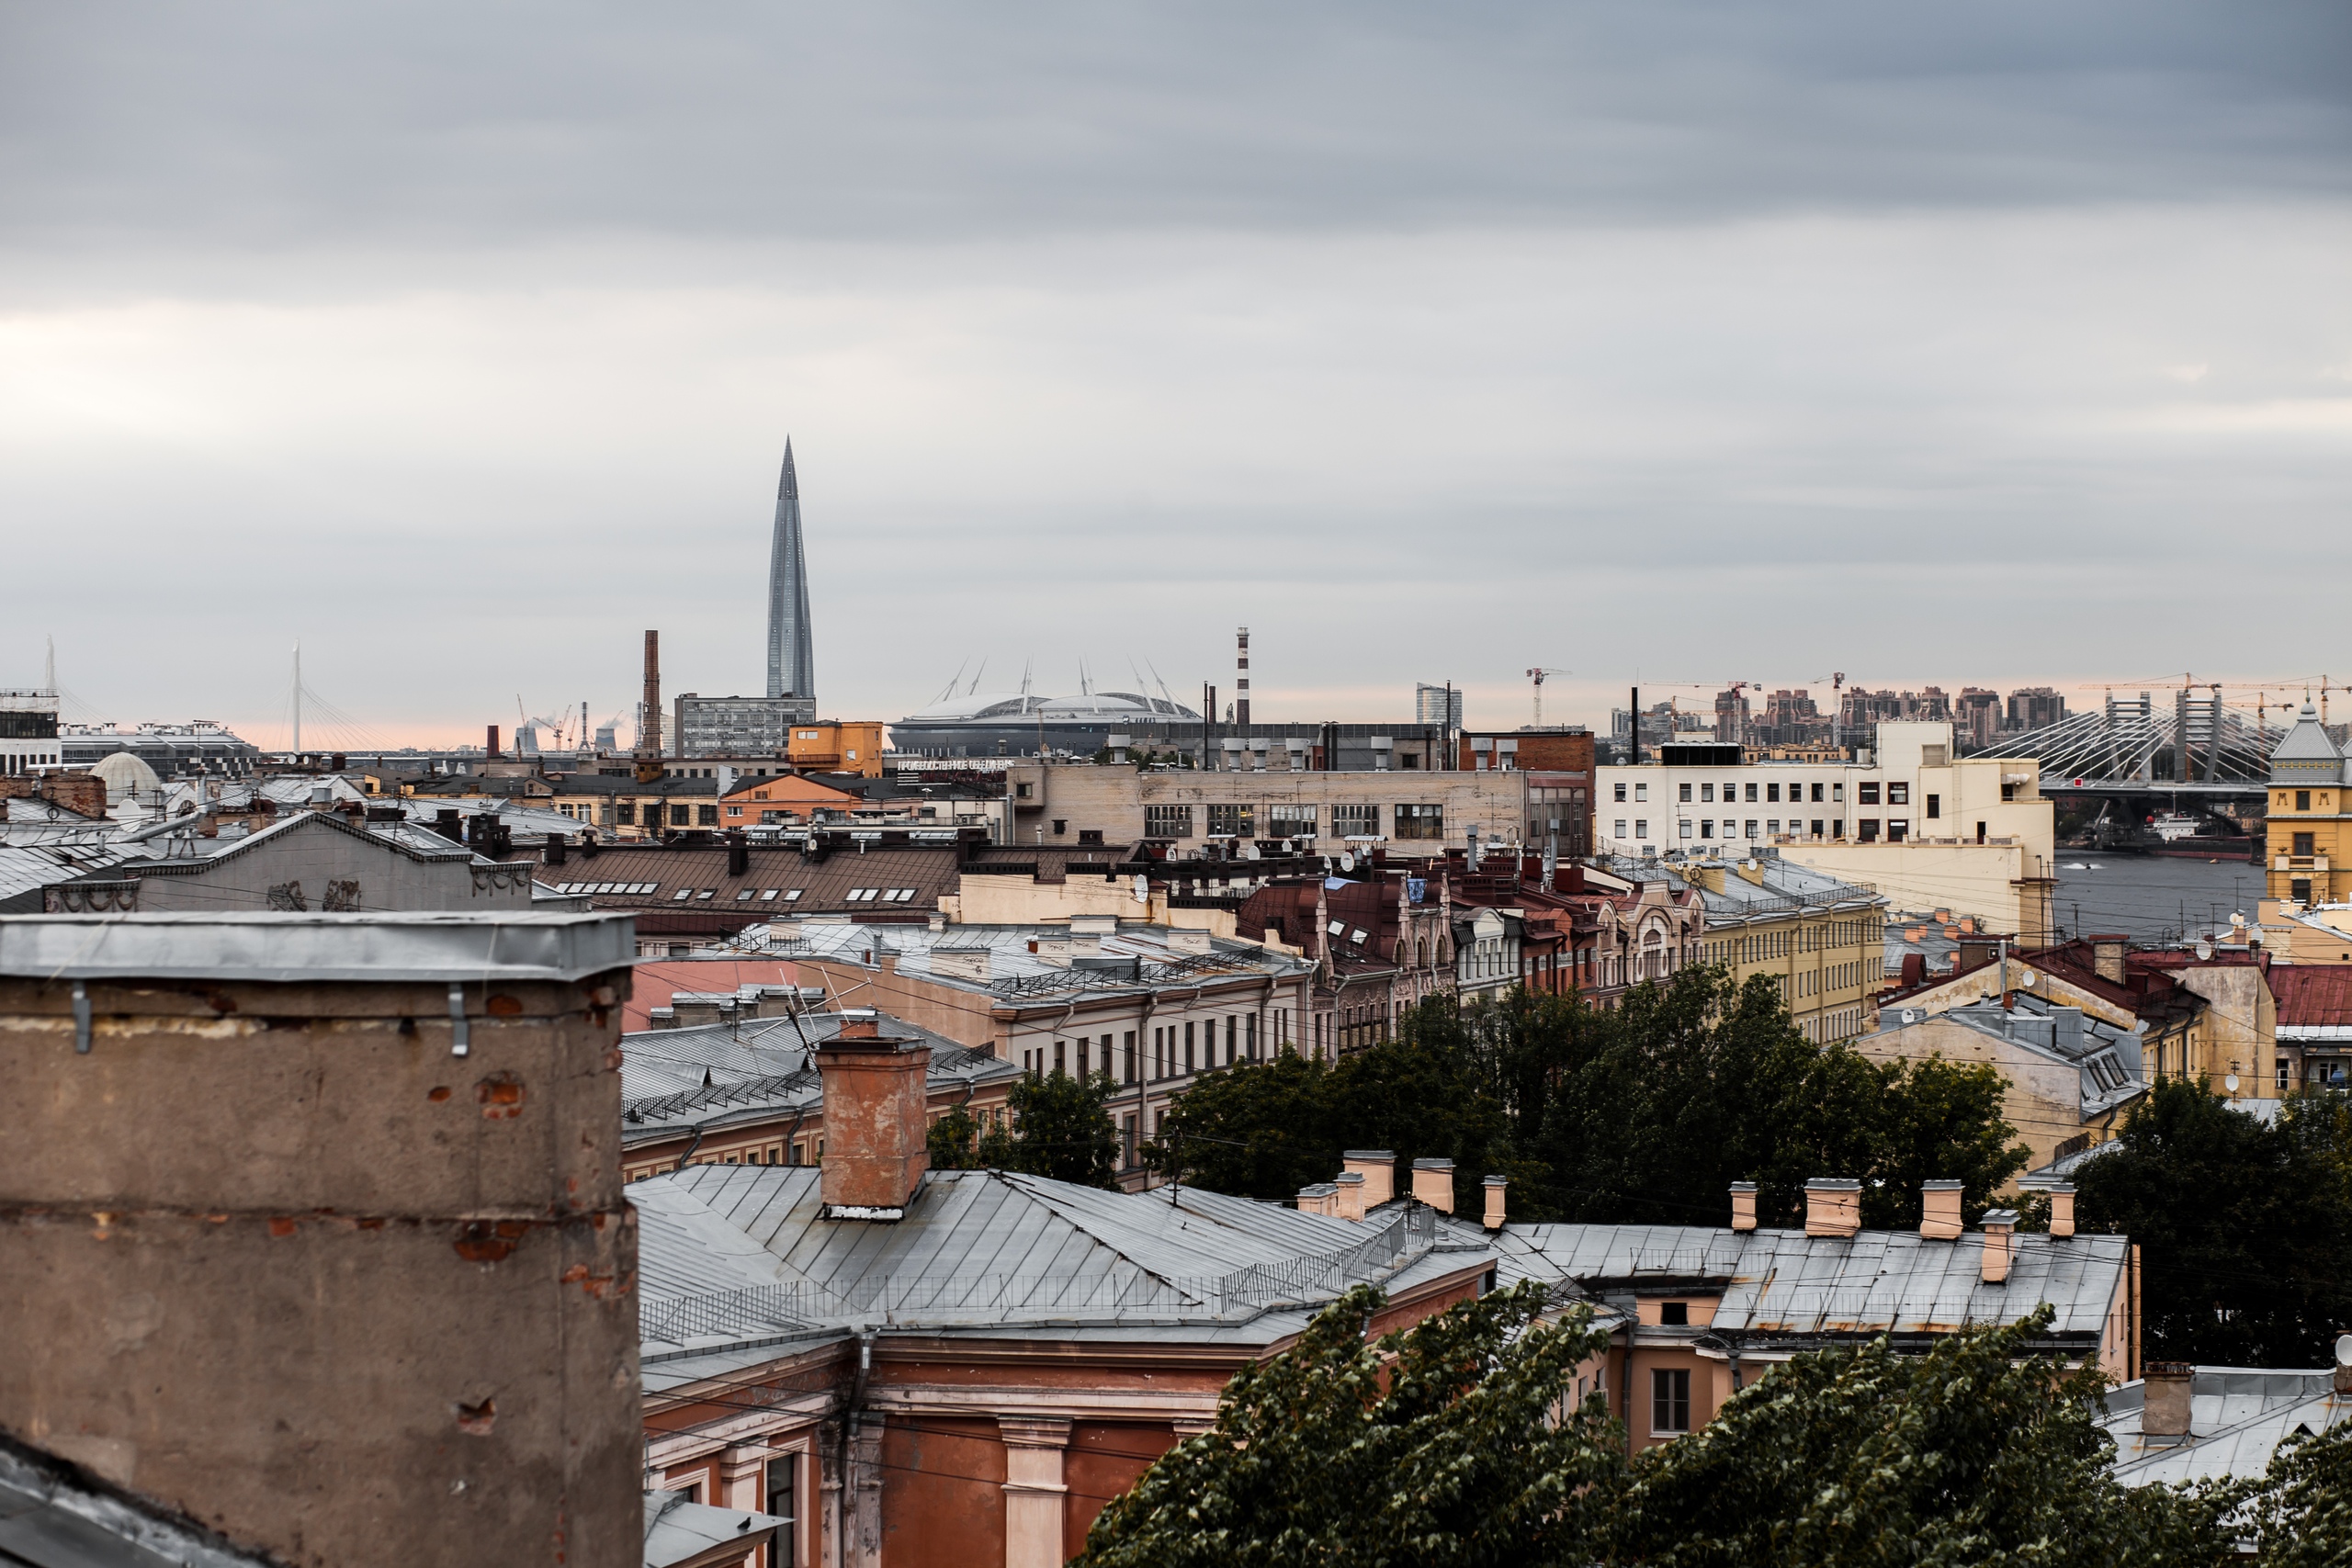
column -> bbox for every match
[999,1417,1072,1568]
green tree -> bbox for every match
[1148,1036,1537,1205]
[1076,1282,1620,1568]
[2073,1079,2352,1364]
[2240,1419,2352,1568]
[925,1101,983,1170]
[1593,1307,2234,1567]
[989,1068,1122,1189]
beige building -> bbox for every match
[1668,856,1886,1042]
[1594,721,2055,938]
[1860,993,2147,1169]
[1003,759,1535,854]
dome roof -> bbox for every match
[899,689,1199,725]
[89,750,162,800]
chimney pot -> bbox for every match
[1409,1157,1454,1213]
[1482,1175,1508,1232]
[1920,1179,1964,1241]
[1979,1208,2018,1283]
[1296,1182,1339,1217]
[1729,1180,1758,1233]
[1334,1170,1366,1223]
[1804,1178,1861,1239]
[2142,1362,2195,1438]
[1342,1150,1395,1210]
[813,1016,930,1216]
[2048,1182,2075,1239]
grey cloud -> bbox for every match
[3,1,2348,254]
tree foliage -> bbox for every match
[937,1067,1123,1189]
[1077,1288,2349,1567]
[2072,1078,2352,1364]
[1076,1282,1619,1568]
[1155,966,2028,1228]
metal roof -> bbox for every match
[1489,1221,2127,1342]
[643,1490,786,1568]
[2271,964,2352,1035]
[0,842,129,908]
[0,1430,277,1568]
[0,911,636,983]
[1869,991,2147,1121]
[633,1165,1456,1354]
[2101,1368,2349,1486]
[620,1011,1015,1140]
[543,842,964,921]
[765,919,1310,1002]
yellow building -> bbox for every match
[2262,701,2352,918]
[1634,855,1886,1042]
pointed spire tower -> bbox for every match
[766,439,816,714]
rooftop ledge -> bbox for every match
[0,911,638,984]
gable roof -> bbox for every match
[718,773,862,807]
[0,1428,281,1568]
[2270,964,2352,1036]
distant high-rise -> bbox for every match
[767,439,816,711]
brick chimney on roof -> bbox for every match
[1343,1150,1394,1209]
[815,1010,931,1219]
[1410,1158,1454,1213]
[1804,1178,1860,1238]
[1920,1179,1964,1241]
[1729,1181,1758,1232]
[1980,1208,2018,1283]
[2143,1362,2194,1437]
[2090,936,2128,986]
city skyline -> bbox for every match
[4,3,2346,744]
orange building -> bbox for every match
[718,771,865,826]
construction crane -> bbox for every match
[1525,668,1569,728]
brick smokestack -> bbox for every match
[815,1010,931,1217]
[1729,1180,1758,1232]
[1409,1157,1453,1213]
[636,630,663,785]
[2142,1362,2193,1437]
[1343,1150,1393,1208]
[486,724,501,760]
[1804,1177,1860,1238]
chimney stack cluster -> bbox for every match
[1726,1177,2063,1280]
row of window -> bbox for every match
[1611,818,1841,841]
[1020,1015,1272,1084]
[609,803,720,827]
[1141,803,1419,840]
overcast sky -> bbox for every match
[4,2,2347,749]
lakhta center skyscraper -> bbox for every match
[766,438,816,718]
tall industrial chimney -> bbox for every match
[1235,627,1250,728]
[635,630,664,784]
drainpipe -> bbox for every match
[834,1329,876,1568]
[675,1121,708,1171]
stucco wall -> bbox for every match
[0,968,639,1568]
[123,817,530,913]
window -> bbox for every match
[761,889,779,900]
[1659,1301,1689,1326]
[1766,783,1780,803]
[1886,782,1908,806]
[1859,819,1880,842]
[1926,793,1939,819]
[1701,784,1714,803]
[1331,804,1378,837]
[1858,782,1881,805]
[726,805,742,818]
[1634,819,1648,840]
[1183,1021,1196,1073]
[1831,783,1844,801]
[1766,819,1780,836]
[1615,819,1628,840]
[1207,804,1254,837]
[2294,832,2315,856]
[1887,820,1908,842]
[1016,783,1034,799]
[672,888,693,901]
[616,804,636,825]
[766,1457,798,1563]
[1679,820,1691,840]
[736,889,755,900]
[1634,783,1647,802]
[1614,782,1627,803]
[1145,805,1194,838]
[1700,821,1713,839]
[1745,819,1758,839]
[1270,804,1316,837]
[1812,819,1825,839]
[2297,790,2312,811]
[1679,783,1692,803]
[2292,877,2313,904]
[1652,1369,1690,1434]
[1051,818,1067,836]
[1123,1030,1136,1082]
[1744,783,1758,804]
[1394,804,1443,840]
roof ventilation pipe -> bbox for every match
[1979,1209,2018,1283]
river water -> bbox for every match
[2051,852,2264,945]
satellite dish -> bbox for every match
[2225,1075,2240,1092]
[1131,874,1149,904]
[2194,938,2214,960]
[2335,1332,2352,1368]
[1340,852,1356,872]
[2018,971,2035,987]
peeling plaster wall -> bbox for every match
[0,970,640,1568]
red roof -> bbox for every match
[2269,965,2352,1028]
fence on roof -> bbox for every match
[639,1202,1440,1345]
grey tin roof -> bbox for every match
[620,1012,1015,1143]
[758,919,1311,1003]
[643,1491,786,1568]
[2269,703,2346,784]
[0,911,636,983]
[2100,1368,2349,1486]
[1488,1221,2127,1343]
[0,1430,277,1568]
[633,1164,1464,1358]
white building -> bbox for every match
[1593,721,2056,937]
[0,691,62,777]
